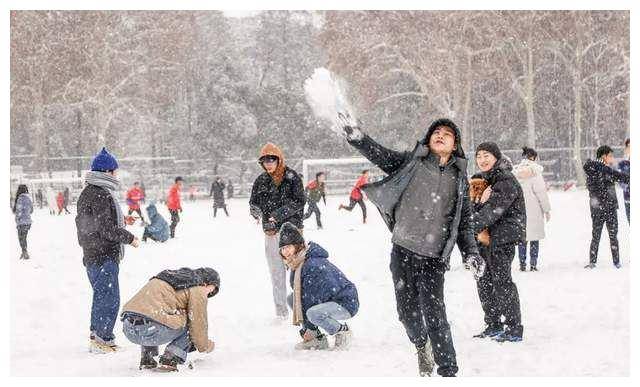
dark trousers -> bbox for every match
[169,210,180,238]
[17,224,30,253]
[589,207,619,265]
[477,244,523,334]
[518,240,539,268]
[86,259,120,343]
[128,208,145,222]
[390,244,458,376]
[303,200,322,228]
[213,203,229,217]
[343,198,367,222]
[624,202,630,224]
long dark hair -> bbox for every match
[13,184,28,213]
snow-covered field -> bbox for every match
[9,189,629,376]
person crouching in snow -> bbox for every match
[121,267,219,371]
[141,202,170,243]
[278,222,359,350]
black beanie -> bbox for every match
[476,142,502,160]
[279,222,305,248]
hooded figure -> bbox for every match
[249,142,306,319]
[142,203,170,242]
[341,118,482,377]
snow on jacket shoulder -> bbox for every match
[289,242,359,331]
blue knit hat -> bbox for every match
[91,147,119,172]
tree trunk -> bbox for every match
[525,47,536,148]
[573,72,586,186]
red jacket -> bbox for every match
[56,192,65,209]
[126,187,144,210]
[167,184,182,211]
[350,175,368,201]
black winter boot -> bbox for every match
[139,346,158,369]
[156,354,182,372]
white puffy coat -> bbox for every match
[514,159,551,241]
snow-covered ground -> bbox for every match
[10,189,629,376]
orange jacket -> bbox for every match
[350,175,368,200]
[167,184,182,211]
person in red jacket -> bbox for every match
[56,191,65,215]
[126,182,145,224]
[167,176,184,238]
[339,170,369,223]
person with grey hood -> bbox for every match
[339,117,485,377]
[75,147,140,354]
[13,184,33,260]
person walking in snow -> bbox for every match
[35,188,43,209]
[279,222,358,350]
[338,170,369,223]
[46,186,57,215]
[227,180,234,199]
[210,176,229,217]
[75,147,140,354]
[167,176,184,238]
[583,145,630,269]
[56,191,65,215]
[339,117,484,377]
[126,181,146,224]
[303,172,326,229]
[249,143,306,320]
[13,184,33,260]
[121,267,219,371]
[618,138,630,224]
[142,202,170,243]
[62,186,72,214]
[471,143,526,343]
[513,147,551,272]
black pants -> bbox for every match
[17,224,31,253]
[390,244,458,376]
[476,244,523,334]
[303,200,322,228]
[589,207,619,265]
[213,203,229,217]
[128,208,145,222]
[169,210,180,238]
[343,198,367,222]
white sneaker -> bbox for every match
[334,328,352,350]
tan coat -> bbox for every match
[122,278,211,352]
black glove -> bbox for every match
[337,112,363,141]
[464,254,486,280]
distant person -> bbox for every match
[338,170,369,224]
[514,147,551,272]
[210,177,229,217]
[35,188,43,209]
[583,145,629,269]
[46,186,57,215]
[126,181,146,224]
[303,172,327,229]
[13,184,33,260]
[227,180,234,199]
[188,185,197,202]
[142,203,170,243]
[121,267,219,371]
[62,187,71,214]
[279,223,358,350]
[56,191,65,215]
[249,143,305,320]
[167,177,184,239]
[75,147,139,353]
[618,138,630,223]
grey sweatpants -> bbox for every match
[265,232,288,317]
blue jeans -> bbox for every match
[288,294,352,335]
[86,259,120,343]
[518,241,539,267]
[122,313,194,362]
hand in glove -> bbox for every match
[336,112,363,141]
[464,254,486,280]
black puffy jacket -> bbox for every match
[471,158,527,247]
[249,166,306,231]
[583,159,630,211]
[76,184,134,266]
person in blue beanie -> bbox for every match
[75,147,140,353]
[279,222,359,351]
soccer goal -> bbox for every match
[302,158,382,195]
